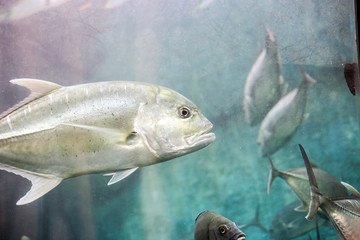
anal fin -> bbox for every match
[105,167,139,185]
[0,163,62,205]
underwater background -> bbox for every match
[0,0,358,239]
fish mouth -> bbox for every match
[184,125,215,148]
[230,232,246,240]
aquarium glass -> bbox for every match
[0,0,358,240]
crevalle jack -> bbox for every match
[300,144,360,240]
[0,79,215,205]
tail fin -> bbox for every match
[299,144,321,220]
[298,65,316,85]
[267,155,280,194]
[238,204,268,233]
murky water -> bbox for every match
[0,1,358,239]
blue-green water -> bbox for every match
[0,0,358,239]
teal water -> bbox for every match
[0,0,358,239]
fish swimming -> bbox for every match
[268,200,329,240]
[0,79,215,205]
[300,144,360,240]
[267,156,348,212]
[243,26,284,126]
[257,66,315,156]
[195,211,246,240]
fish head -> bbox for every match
[195,211,246,240]
[135,87,215,160]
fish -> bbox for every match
[268,200,329,240]
[300,144,360,240]
[257,66,315,156]
[0,0,69,23]
[238,205,267,233]
[0,79,215,205]
[195,211,246,240]
[243,26,284,126]
[267,155,348,212]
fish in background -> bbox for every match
[300,144,360,240]
[268,200,330,240]
[195,211,246,240]
[267,156,348,212]
[0,0,70,23]
[257,66,315,156]
[243,26,285,126]
[0,79,215,205]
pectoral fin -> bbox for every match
[106,167,139,185]
[341,181,360,197]
[0,163,62,205]
[60,123,132,144]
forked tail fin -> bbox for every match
[299,144,321,220]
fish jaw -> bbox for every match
[230,232,246,240]
[184,123,215,150]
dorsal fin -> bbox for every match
[0,78,62,120]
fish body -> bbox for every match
[300,145,360,240]
[243,27,284,126]
[257,67,315,156]
[0,79,215,205]
[195,211,246,240]
[267,156,348,212]
[269,200,329,240]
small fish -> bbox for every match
[0,79,215,205]
[300,144,360,240]
[195,211,246,240]
[268,200,329,240]
[243,26,284,126]
[257,66,315,156]
[267,155,348,212]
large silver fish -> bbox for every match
[300,144,360,240]
[267,156,348,212]
[0,79,215,205]
[269,200,329,240]
[257,66,315,156]
[195,211,246,240]
[243,27,284,126]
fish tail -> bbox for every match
[299,144,321,221]
[238,204,268,233]
[298,65,316,85]
[267,155,280,194]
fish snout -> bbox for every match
[230,232,246,240]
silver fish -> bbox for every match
[257,66,315,156]
[267,156,348,212]
[243,26,284,126]
[0,79,215,205]
[300,144,360,240]
[269,200,329,240]
[195,211,246,240]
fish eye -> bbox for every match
[178,106,191,118]
[218,225,227,235]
